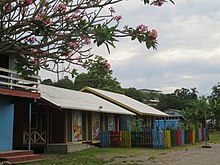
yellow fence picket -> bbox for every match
[165,130,171,148]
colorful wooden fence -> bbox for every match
[120,130,131,148]
[100,131,110,147]
[153,128,164,148]
[100,128,209,148]
[131,129,152,147]
[110,131,121,147]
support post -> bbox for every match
[28,102,32,150]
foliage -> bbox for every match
[208,82,220,130]
[128,117,145,131]
[0,0,174,76]
[73,56,123,92]
[41,76,74,89]
[156,87,198,111]
[181,96,208,127]
[209,132,220,143]
[123,88,159,103]
[174,87,198,101]
[123,88,145,102]
[41,78,54,86]
[156,93,182,111]
[54,75,75,89]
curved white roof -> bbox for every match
[81,87,168,117]
[39,84,135,115]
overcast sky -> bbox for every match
[41,0,220,96]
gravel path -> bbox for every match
[154,143,220,165]
[97,143,220,165]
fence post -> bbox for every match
[100,131,110,147]
[192,129,195,143]
[177,130,181,146]
[181,129,185,145]
[165,130,171,148]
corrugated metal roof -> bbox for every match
[81,87,168,117]
[38,84,135,115]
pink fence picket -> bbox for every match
[189,130,193,144]
[177,130,181,146]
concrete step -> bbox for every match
[0,150,33,157]
[0,150,42,164]
[1,154,41,164]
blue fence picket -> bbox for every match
[181,129,185,145]
[153,128,164,148]
[195,128,199,142]
[100,131,110,147]
[205,128,209,141]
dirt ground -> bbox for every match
[96,143,220,165]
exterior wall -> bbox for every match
[66,111,124,143]
[120,115,133,131]
[50,108,65,143]
[155,119,182,129]
[0,97,14,151]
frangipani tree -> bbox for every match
[0,0,174,76]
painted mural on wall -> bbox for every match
[73,111,82,142]
[108,114,115,131]
[92,112,100,140]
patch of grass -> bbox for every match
[209,132,220,143]
[148,155,156,161]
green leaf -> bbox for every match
[137,36,143,43]
[34,28,40,35]
[131,36,136,40]
[105,43,111,54]
[144,0,150,4]
[145,41,152,49]
[42,36,48,43]
[169,0,175,5]
[71,68,78,78]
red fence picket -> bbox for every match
[110,131,121,147]
[177,130,181,146]
[189,130,193,144]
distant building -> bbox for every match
[143,99,160,106]
[138,88,161,106]
[155,109,185,129]
[138,89,162,93]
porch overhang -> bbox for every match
[0,88,40,99]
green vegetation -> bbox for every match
[209,132,220,143]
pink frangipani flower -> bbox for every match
[83,38,91,45]
[54,3,67,12]
[104,60,111,71]
[19,0,33,5]
[149,29,158,39]
[114,15,122,22]
[68,42,80,49]
[25,36,38,44]
[137,24,148,33]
